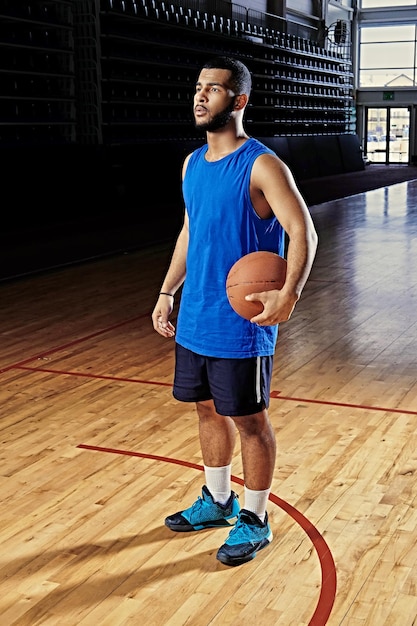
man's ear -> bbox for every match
[234,94,248,110]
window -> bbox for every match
[360,0,417,7]
[359,24,417,87]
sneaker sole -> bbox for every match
[216,532,273,566]
[165,517,239,532]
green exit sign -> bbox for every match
[383,91,395,101]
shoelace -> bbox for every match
[227,517,250,541]
[190,496,204,511]
[227,515,266,543]
[188,495,207,520]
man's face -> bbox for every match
[193,68,237,132]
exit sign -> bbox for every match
[383,91,395,101]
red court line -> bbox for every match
[13,364,417,416]
[77,443,337,626]
[0,314,147,374]
[1,309,414,417]
[16,366,173,387]
[270,390,417,416]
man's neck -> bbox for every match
[205,128,249,162]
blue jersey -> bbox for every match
[176,138,285,358]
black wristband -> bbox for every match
[159,292,174,297]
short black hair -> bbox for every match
[201,56,252,96]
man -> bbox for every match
[151,56,318,567]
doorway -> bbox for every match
[365,107,410,164]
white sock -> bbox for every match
[204,464,232,505]
[244,486,270,523]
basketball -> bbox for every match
[226,251,287,320]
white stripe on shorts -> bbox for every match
[255,356,261,404]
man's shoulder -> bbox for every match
[246,137,276,156]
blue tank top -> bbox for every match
[176,138,285,358]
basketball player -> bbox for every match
[151,56,318,566]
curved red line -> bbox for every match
[77,443,336,625]
[268,492,337,625]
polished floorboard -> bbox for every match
[2,164,416,284]
[0,178,417,625]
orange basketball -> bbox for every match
[226,251,287,320]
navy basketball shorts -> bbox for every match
[173,343,274,417]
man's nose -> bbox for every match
[196,89,208,100]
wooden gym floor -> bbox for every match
[1,177,417,625]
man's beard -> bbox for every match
[193,100,235,132]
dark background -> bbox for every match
[1,1,416,283]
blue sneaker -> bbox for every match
[216,509,273,566]
[165,485,240,532]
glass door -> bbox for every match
[365,107,410,164]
